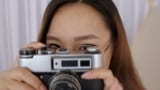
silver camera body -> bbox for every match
[19,47,104,90]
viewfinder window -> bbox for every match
[80,60,90,66]
[62,60,78,67]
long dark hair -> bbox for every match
[38,0,144,90]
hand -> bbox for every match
[81,68,123,90]
[0,68,47,90]
[0,42,47,90]
[22,42,46,49]
[14,42,46,67]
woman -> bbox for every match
[0,0,144,90]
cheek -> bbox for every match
[103,54,111,68]
[102,48,112,68]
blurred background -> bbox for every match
[0,0,160,90]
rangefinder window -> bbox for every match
[62,60,78,67]
[80,60,90,66]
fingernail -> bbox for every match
[40,85,47,90]
[81,71,92,79]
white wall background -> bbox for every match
[0,0,50,71]
[0,0,160,90]
[132,5,160,90]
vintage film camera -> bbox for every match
[19,46,104,90]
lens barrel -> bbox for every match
[49,71,82,90]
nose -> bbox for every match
[67,48,77,54]
[65,46,81,53]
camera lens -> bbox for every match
[51,81,76,90]
[49,71,82,90]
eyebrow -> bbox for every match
[46,36,60,42]
[46,34,99,42]
[75,34,99,41]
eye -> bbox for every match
[47,43,61,50]
[79,44,96,51]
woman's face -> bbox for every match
[47,3,112,68]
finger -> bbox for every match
[23,42,46,49]
[16,42,45,67]
[7,79,35,90]
[3,68,46,90]
[0,79,8,90]
[81,68,115,88]
[109,78,123,90]
[81,68,114,79]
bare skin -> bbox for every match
[0,3,122,90]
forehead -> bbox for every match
[53,3,104,20]
[47,3,110,40]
